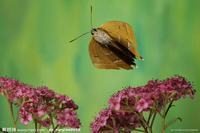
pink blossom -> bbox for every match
[19,107,33,125]
[56,108,80,128]
[91,75,195,132]
[35,106,46,117]
[136,98,151,112]
[90,109,112,133]
[55,94,78,109]
[90,109,141,133]
[38,118,51,127]
[0,76,81,129]
[109,94,122,111]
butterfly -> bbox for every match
[69,1,142,70]
[89,21,142,70]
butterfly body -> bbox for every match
[89,21,142,70]
[91,28,112,45]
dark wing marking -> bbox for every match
[107,41,136,66]
[89,38,133,69]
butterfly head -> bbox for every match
[91,28,98,35]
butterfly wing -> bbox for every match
[89,37,132,69]
[100,21,142,59]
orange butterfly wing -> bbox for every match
[89,38,132,70]
[100,21,142,59]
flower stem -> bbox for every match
[162,108,166,133]
[150,112,156,129]
[111,117,116,128]
[34,120,38,133]
[14,110,19,126]
[164,100,174,117]
[133,128,145,132]
[7,99,17,129]
[135,112,150,132]
[162,100,174,133]
[162,118,166,133]
[149,112,156,133]
[147,110,153,124]
[49,113,55,129]
[52,125,59,133]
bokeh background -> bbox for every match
[0,0,200,132]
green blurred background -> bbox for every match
[0,0,200,132]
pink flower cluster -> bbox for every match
[0,77,32,102]
[90,75,195,133]
[0,77,80,129]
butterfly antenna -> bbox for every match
[69,0,93,43]
[90,0,93,29]
[69,31,90,43]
